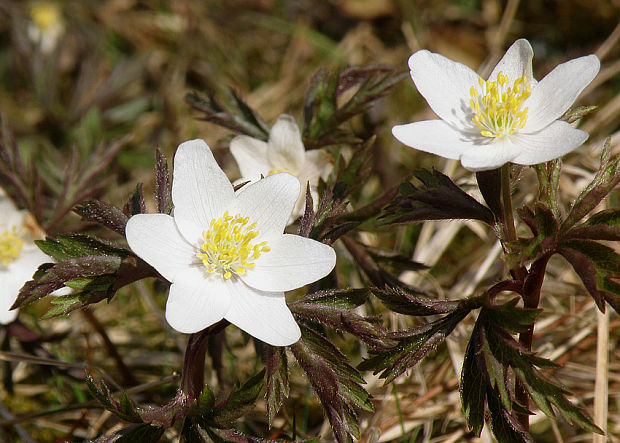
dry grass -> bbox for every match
[0,0,618,441]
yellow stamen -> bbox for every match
[30,2,62,31]
[469,71,531,138]
[196,211,270,279]
[267,167,290,176]
[0,227,24,267]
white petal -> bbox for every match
[489,39,534,85]
[224,280,300,346]
[230,135,271,181]
[0,246,50,324]
[511,121,588,165]
[522,55,600,132]
[408,49,479,128]
[165,269,232,334]
[172,139,235,244]
[267,115,305,172]
[229,173,300,238]
[0,197,24,229]
[301,149,332,183]
[459,138,521,171]
[126,214,197,282]
[241,234,336,292]
[392,120,479,160]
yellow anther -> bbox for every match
[267,167,290,176]
[0,227,24,267]
[469,71,531,138]
[196,212,269,279]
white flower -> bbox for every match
[0,195,50,324]
[392,39,600,171]
[27,2,64,55]
[125,139,336,346]
[230,114,332,221]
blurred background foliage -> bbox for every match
[0,0,618,441]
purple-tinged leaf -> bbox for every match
[209,370,264,426]
[381,169,495,225]
[123,184,146,217]
[85,373,142,423]
[155,149,171,214]
[476,168,503,221]
[74,199,129,235]
[460,328,485,436]
[14,255,122,309]
[93,423,164,443]
[264,346,289,428]
[289,300,392,351]
[562,139,620,230]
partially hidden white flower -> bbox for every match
[27,1,64,55]
[0,195,51,324]
[125,139,337,346]
[230,114,332,222]
[392,39,600,171]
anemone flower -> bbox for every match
[0,195,51,324]
[392,39,600,171]
[126,139,336,346]
[230,114,332,221]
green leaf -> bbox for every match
[265,346,289,428]
[15,255,122,309]
[35,234,129,261]
[300,288,369,309]
[559,239,620,312]
[208,370,265,426]
[460,330,485,436]
[359,307,471,383]
[94,423,165,443]
[381,169,495,225]
[74,199,129,235]
[85,373,142,423]
[562,138,620,230]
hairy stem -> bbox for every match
[515,255,550,431]
[180,320,230,401]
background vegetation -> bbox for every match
[0,0,618,441]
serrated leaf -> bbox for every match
[265,346,289,428]
[14,255,122,309]
[371,286,464,316]
[74,199,129,235]
[562,138,620,230]
[290,328,362,443]
[359,307,471,383]
[460,331,486,436]
[300,288,369,309]
[209,370,265,426]
[381,169,495,225]
[93,423,165,443]
[155,149,171,214]
[289,299,391,350]
[35,234,129,261]
[123,184,146,217]
[85,373,142,423]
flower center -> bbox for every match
[0,227,24,267]
[30,2,62,31]
[196,211,270,279]
[469,71,531,138]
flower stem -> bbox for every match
[501,164,517,243]
[515,255,550,432]
[180,320,229,401]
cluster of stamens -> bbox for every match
[0,227,24,267]
[196,211,270,279]
[469,71,531,138]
